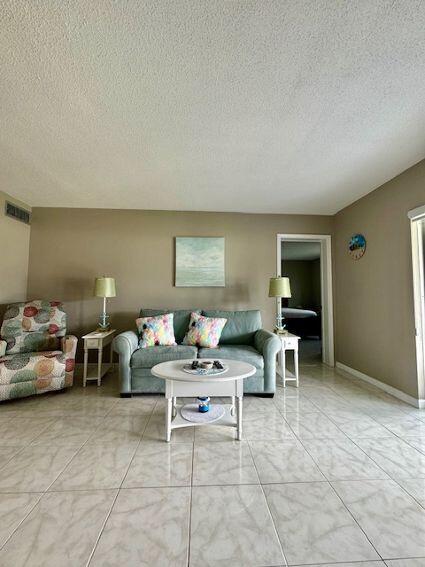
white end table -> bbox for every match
[151,359,256,442]
[82,329,116,386]
[276,331,300,387]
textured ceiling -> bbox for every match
[1,1,425,213]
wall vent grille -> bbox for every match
[5,201,31,224]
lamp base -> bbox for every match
[275,314,286,333]
[97,312,110,332]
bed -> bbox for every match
[282,307,321,338]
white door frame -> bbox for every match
[277,234,335,366]
[408,205,425,400]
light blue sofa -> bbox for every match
[114,308,281,397]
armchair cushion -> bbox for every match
[0,350,65,400]
[1,300,67,354]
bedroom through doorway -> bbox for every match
[276,234,334,368]
[282,241,322,362]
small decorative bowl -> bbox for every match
[200,361,213,370]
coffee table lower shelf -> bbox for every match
[171,403,236,429]
[168,402,241,441]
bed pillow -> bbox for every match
[182,312,227,348]
[136,313,177,348]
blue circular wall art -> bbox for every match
[348,234,366,260]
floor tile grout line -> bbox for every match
[85,400,154,566]
[0,405,115,548]
[0,445,28,473]
[390,476,425,512]
[273,391,355,445]
[289,561,385,566]
[327,480,384,562]
[116,403,155,490]
[291,433,385,562]
[85,488,121,567]
[246,439,289,567]
[186,438,195,567]
[41,411,122,492]
[0,492,44,552]
[345,434,423,483]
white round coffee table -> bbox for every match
[151,359,256,442]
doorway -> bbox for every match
[408,205,425,405]
[276,234,334,366]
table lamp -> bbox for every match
[269,276,291,331]
[94,276,116,331]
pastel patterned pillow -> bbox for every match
[182,312,227,348]
[136,313,176,348]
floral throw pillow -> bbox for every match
[182,312,227,348]
[136,313,177,348]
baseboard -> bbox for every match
[335,361,425,409]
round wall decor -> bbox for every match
[348,234,366,260]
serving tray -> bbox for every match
[182,363,228,376]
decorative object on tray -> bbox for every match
[180,402,225,423]
[182,312,227,347]
[348,234,366,260]
[94,276,116,331]
[198,396,210,412]
[269,276,292,331]
[183,360,228,376]
[175,236,225,287]
[136,313,176,347]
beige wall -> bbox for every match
[0,191,31,313]
[334,159,425,399]
[27,208,333,356]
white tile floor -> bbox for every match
[1,361,425,566]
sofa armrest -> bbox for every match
[113,331,139,395]
[61,335,78,387]
[0,340,7,357]
[254,329,281,393]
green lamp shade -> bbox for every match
[94,277,116,298]
[269,277,291,298]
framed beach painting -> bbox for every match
[175,237,225,287]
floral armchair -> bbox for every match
[0,300,78,401]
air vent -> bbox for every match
[5,202,31,225]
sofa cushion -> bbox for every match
[139,309,201,344]
[202,310,262,345]
[198,344,264,371]
[130,345,198,369]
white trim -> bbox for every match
[408,204,425,220]
[336,361,425,409]
[277,233,334,367]
[408,207,425,401]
